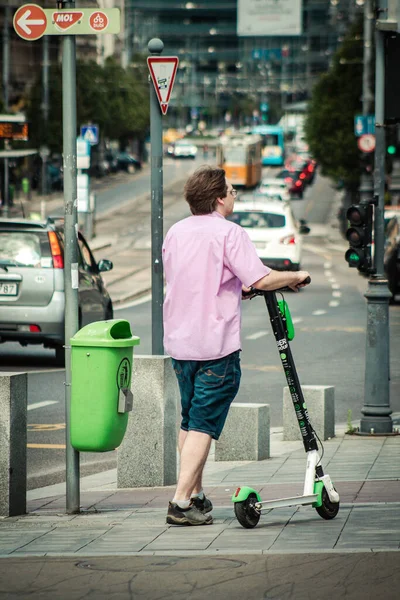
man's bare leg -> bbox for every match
[174,430,212,501]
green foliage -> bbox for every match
[304,16,367,191]
[346,409,357,434]
[25,57,150,153]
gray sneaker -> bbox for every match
[191,495,213,514]
[166,501,213,526]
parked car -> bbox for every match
[257,178,291,202]
[285,154,317,185]
[384,209,400,300]
[168,140,198,159]
[116,152,142,173]
[227,199,310,270]
[0,217,114,364]
[276,168,306,198]
[238,191,290,205]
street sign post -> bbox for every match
[147,55,179,115]
[12,1,121,514]
[13,4,120,41]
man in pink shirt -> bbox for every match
[163,166,310,526]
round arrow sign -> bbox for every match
[13,4,47,41]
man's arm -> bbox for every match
[252,269,311,292]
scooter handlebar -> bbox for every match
[243,276,311,297]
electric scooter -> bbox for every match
[232,277,340,529]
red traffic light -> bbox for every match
[346,205,368,226]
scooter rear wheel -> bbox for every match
[316,486,340,520]
[234,493,261,529]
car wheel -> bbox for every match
[54,345,65,367]
[105,302,114,320]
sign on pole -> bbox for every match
[357,134,376,153]
[354,115,375,137]
[13,5,120,41]
[81,124,99,145]
[147,56,179,115]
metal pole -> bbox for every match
[2,3,10,217]
[42,35,50,125]
[62,1,80,511]
[148,38,164,356]
[360,23,392,434]
[360,0,374,201]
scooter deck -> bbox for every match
[256,494,318,511]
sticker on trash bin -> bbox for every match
[117,358,133,413]
[117,358,131,389]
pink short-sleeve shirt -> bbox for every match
[162,211,271,360]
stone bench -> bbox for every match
[117,356,179,488]
[283,385,335,442]
[0,373,27,517]
[215,403,270,461]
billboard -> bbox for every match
[237,0,302,37]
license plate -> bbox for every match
[0,283,18,296]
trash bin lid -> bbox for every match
[71,319,140,348]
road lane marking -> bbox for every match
[246,330,268,340]
[27,443,66,449]
[329,300,340,307]
[332,291,342,298]
[312,310,327,315]
[28,400,58,411]
[242,364,280,372]
[30,423,65,430]
[292,317,303,324]
[299,326,364,332]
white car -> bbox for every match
[228,200,310,270]
[257,178,291,202]
[169,140,198,159]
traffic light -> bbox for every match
[344,202,374,273]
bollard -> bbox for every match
[0,373,27,516]
[283,385,335,441]
[117,356,179,487]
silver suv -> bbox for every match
[0,217,114,364]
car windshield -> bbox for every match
[228,211,286,228]
[0,231,52,268]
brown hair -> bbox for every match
[184,165,227,215]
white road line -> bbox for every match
[325,270,332,277]
[246,330,269,340]
[328,277,336,283]
[324,262,332,269]
[312,310,327,315]
[331,283,341,289]
[329,300,340,307]
[292,317,303,324]
[28,400,58,411]
[332,291,342,298]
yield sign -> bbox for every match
[13,4,47,41]
[147,57,179,115]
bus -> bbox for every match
[251,125,285,167]
[216,134,262,188]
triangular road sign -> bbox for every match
[147,56,179,115]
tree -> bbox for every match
[25,58,150,154]
[304,15,367,198]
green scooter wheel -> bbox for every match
[234,493,261,529]
[316,486,340,520]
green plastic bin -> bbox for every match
[70,319,140,452]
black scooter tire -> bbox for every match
[316,486,340,520]
[234,493,261,529]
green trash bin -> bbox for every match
[70,319,140,452]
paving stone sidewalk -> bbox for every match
[1,424,399,557]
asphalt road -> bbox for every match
[2,168,400,490]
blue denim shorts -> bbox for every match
[171,350,241,440]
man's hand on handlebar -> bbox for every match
[242,285,257,300]
[288,271,311,292]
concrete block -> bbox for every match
[283,385,335,441]
[0,372,27,517]
[215,403,270,461]
[117,355,179,487]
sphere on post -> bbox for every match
[148,38,164,55]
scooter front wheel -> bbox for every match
[316,486,340,520]
[234,493,261,529]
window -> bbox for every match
[0,231,51,268]
[228,211,286,228]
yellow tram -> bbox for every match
[216,134,262,188]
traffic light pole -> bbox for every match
[360,24,392,434]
